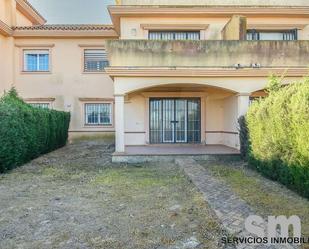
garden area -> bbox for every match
[0,138,225,249]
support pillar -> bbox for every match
[115,94,125,153]
[237,93,251,117]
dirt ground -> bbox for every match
[0,138,226,249]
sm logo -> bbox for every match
[245,215,301,241]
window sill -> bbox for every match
[82,71,107,74]
[84,124,113,128]
[21,71,51,74]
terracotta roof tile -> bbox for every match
[12,24,115,31]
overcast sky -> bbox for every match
[28,0,115,24]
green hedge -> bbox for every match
[244,77,309,198]
[0,89,70,173]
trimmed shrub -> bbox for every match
[238,115,250,160]
[245,77,309,198]
[0,89,70,173]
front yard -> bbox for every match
[0,138,223,249]
[199,160,309,238]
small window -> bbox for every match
[246,29,297,41]
[29,103,50,109]
[149,31,200,40]
[85,103,112,126]
[23,50,50,72]
[84,49,109,72]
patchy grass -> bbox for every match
[201,160,309,238]
[0,139,224,249]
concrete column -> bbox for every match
[115,94,125,153]
[237,93,251,117]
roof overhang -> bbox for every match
[0,20,13,36]
[15,0,46,25]
[108,5,309,33]
[105,67,309,79]
[12,29,119,38]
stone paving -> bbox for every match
[175,158,296,249]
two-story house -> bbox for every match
[1,0,309,161]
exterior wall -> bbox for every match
[120,0,309,5]
[119,16,309,40]
[120,17,229,40]
[0,35,14,94]
[13,38,115,134]
[0,0,15,26]
[16,10,32,26]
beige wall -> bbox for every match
[0,35,14,94]
[0,0,15,26]
[119,16,309,40]
[12,38,115,133]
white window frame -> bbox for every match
[84,102,113,126]
[23,49,50,72]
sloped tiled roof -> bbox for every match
[12,24,115,31]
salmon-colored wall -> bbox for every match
[12,38,115,133]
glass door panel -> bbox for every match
[149,98,201,144]
[162,99,174,143]
[187,99,201,143]
[175,99,187,143]
[150,99,162,143]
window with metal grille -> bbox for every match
[23,50,49,72]
[148,31,200,40]
[85,103,112,125]
[29,103,50,109]
[246,29,297,41]
[84,49,109,72]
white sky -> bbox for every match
[28,0,115,24]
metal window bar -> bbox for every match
[29,103,50,109]
[149,31,200,40]
[84,49,109,72]
[247,29,297,41]
[85,103,112,125]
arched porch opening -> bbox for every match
[114,81,250,153]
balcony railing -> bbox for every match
[106,40,309,68]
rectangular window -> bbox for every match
[23,50,50,72]
[149,31,200,40]
[29,103,50,109]
[84,49,109,72]
[85,103,112,125]
[246,29,297,41]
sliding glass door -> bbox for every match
[150,98,201,144]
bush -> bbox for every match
[238,115,250,160]
[245,77,309,198]
[0,89,70,173]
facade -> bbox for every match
[1,0,309,154]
